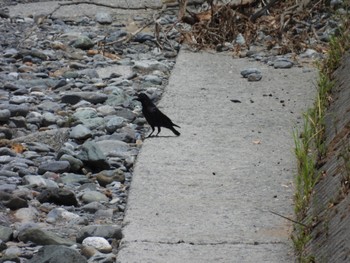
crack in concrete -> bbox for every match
[123,240,289,246]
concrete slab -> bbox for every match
[8,0,162,19]
[117,50,316,262]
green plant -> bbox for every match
[292,11,350,262]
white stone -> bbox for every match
[82,237,112,253]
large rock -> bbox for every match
[77,141,110,171]
[72,36,94,50]
[23,175,58,188]
[36,188,79,206]
[14,207,38,222]
[69,124,92,140]
[0,109,11,122]
[27,245,87,263]
[38,161,71,175]
[0,226,13,242]
[95,140,130,156]
[18,227,75,246]
[105,116,125,133]
[0,191,28,210]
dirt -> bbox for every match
[304,52,350,263]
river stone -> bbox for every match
[42,112,58,126]
[143,74,162,86]
[105,116,125,133]
[23,175,59,188]
[36,188,79,206]
[73,107,98,120]
[95,140,130,156]
[81,202,106,213]
[38,161,71,175]
[46,208,80,223]
[10,116,27,128]
[59,154,84,172]
[77,141,110,171]
[95,169,125,187]
[27,245,87,263]
[0,127,12,139]
[82,236,112,253]
[273,59,294,69]
[240,68,261,78]
[72,36,94,50]
[14,207,38,222]
[82,116,105,129]
[3,246,21,261]
[63,71,80,79]
[61,94,81,104]
[81,191,108,203]
[0,147,16,156]
[0,109,11,122]
[29,49,48,60]
[70,124,92,140]
[114,108,136,121]
[0,225,12,242]
[59,173,90,185]
[105,93,131,107]
[96,11,113,24]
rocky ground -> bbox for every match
[0,0,346,262]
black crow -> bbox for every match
[135,93,180,137]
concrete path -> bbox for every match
[117,50,316,262]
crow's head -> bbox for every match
[134,93,151,103]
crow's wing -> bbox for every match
[143,105,174,128]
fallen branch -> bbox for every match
[250,0,281,22]
[101,5,167,46]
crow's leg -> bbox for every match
[155,127,161,136]
[148,126,155,137]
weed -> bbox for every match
[292,11,350,262]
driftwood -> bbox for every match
[178,0,330,54]
[250,0,281,22]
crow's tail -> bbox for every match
[170,126,180,136]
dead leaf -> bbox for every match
[87,49,99,56]
[12,143,26,153]
[103,52,120,60]
[103,189,113,198]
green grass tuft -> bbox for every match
[292,10,350,262]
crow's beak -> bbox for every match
[133,97,140,101]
